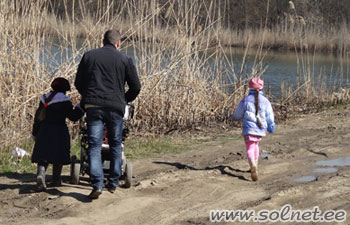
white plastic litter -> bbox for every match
[11,147,30,160]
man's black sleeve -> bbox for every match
[125,57,141,102]
[74,54,87,95]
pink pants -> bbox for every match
[244,135,262,161]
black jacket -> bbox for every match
[75,44,141,116]
[32,92,84,165]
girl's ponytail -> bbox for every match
[255,90,263,129]
[249,77,264,129]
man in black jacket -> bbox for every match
[75,30,141,199]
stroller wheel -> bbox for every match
[70,155,81,185]
[124,162,132,188]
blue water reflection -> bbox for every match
[40,44,350,98]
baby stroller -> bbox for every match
[70,103,134,188]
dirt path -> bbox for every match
[1,106,350,225]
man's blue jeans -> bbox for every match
[86,107,123,189]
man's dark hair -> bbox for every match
[103,30,121,45]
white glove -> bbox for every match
[123,105,129,120]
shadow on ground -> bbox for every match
[153,161,250,181]
[0,172,91,202]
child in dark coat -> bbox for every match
[32,77,84,191]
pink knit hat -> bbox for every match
[249,77,264,90]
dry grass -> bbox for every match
[215,19,350,54]
[0,0,252,149]
[275,42,350,121]
[0,0,349,153]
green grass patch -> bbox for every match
[0,139,82,174]
[0,139,36,174]
[69,136,196,159]
[124,134,241,159]
[0,133,240,173]
[124,136,193,158]
[70,135,215,159]
[70,140,81,158]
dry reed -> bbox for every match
[0,0,250,149]
[0,0,349,153]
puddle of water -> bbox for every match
[260,154,271,159]
[316,157,350,167]
[313,167,338,174]
[294,176,316,183]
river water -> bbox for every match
[45,45,350,98]
[215,48,350,98]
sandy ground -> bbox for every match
[1,106,350,225]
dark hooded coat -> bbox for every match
[31,92,83,165]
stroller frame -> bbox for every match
[70,103,134,188]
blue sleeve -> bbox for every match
[266,101,275,133]
[232,100,245,121]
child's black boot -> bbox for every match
[52,164,63,186]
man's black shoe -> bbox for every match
[88,187,102,199]
[105,183,116,193]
